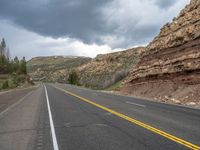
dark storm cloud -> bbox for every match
[154,0,177,9]
[0,0,188,48]
[0,0,110,43]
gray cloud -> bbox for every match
[0,0,110,43]
[0,0,189,48]
[154,0,177,9]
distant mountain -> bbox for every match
[27,56,91,82]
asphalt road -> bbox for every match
[0,83,199,150]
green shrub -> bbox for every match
[2,80,9,89]
[12,75,26,86]
[68,70,79,85]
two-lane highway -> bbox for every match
[0,83,199,150]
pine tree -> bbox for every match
[20,57,27,74]
[13,56,20,73]
[0,38,9,73]
[0,38,6,57]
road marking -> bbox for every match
[0,91,33,119]
[54,86,200,150]
[126,101,146,108]
[44,85,59,150]
[104,112,112,116]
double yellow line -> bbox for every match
[55,86,200,150]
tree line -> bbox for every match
[0,38,27,75]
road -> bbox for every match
[0,83,199,150]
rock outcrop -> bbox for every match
[77,47,145,89]
[121,0,200,106]
[147,0,200,51]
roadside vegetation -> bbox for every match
[0,38,33,90]
[77,47,144,90]
[106,80,124,91]
[68,70,80,85]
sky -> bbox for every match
[0,0,189,60]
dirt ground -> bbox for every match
[120,75,200,108]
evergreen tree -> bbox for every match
[20,57,27,74]
[0,38,30,90]
[0,38,27,74]
[13,56,20,73]
[0,38,8,73]
[0,38,6,56]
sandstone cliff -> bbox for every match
[121,0,200,107]
[148,0,200,51]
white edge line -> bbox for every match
[0,91,34,119]
[126,101,146,108]
[44,84,59,150]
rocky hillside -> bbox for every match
[77,47,145,89]
[147,0,200,51]
[27,56,91,82]
[121,0,200,107]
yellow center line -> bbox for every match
[54,85,200,150]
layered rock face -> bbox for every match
[127,39,200,85]
[122,0,200,106]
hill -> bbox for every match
[27,56,91,82]
[121,0,200,106]
[77,47,145,89]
